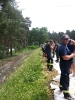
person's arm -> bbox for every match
[54,45,57,51]
[50,43,55,50]
[62,52,75,60]
[70,39,75,45]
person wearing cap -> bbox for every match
[59,34,75,99]
[45,40,54,71]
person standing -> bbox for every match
[67,39,75,77]
[72,56,75,77]
[45,40,54,71]
[41,42,46,57]
[59,34,75,99]
[54,41,60,62]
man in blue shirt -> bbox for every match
[59,34,75,100]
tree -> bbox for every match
[0,0,31,58]
[28,27,49,45]
[25,17,32,27]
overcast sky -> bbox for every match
[15,0,75,33]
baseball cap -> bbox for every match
[50,39,53,42]
[61,35,69,40]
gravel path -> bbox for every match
[0,52,31,83]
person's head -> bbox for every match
[61,34,70,45]
[50,39,53,45]
[55,40,58,44]
[46,41,49,43]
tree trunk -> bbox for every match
[10,45,12,56]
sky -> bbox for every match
[15,0,75,33]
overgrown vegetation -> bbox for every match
[0,48,57,100]
[0,45,39,66]
[27,45,39,49]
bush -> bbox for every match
[27,45,39,50]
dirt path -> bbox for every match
[0,51,31,83]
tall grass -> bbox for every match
[0,45,39,66]
[0,48,53,100]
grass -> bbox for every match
[0,45,39,66]
[11,45,39,56]
[0,48,58,100]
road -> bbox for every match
[0,52,31,83]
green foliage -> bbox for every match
[0,0,32,58]
[0,45,6,59]
[0,48,51,100]
[27,45,39,50]
[28,27,49,45]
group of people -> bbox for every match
[41,39,60,71]
[41,34,75,100]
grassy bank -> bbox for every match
[0,48,57,100]
[0,45,39,66]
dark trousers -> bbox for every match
[46,53,53,70]
[59,62,71,94]
[56,52,59,61]
[47,54,53,63]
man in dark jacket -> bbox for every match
[59,34,75,100]
[45,40,54,71]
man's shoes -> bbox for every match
[64,96,75,100]
[55,60,59,63]
[64,94,75,100]
[49,68,52,71]
[49,66,53,71]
